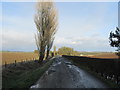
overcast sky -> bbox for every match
[2,1,118,52]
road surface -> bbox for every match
[30,56,109,88]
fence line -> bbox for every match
[3,57,38,68]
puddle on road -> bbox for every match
[58,62,61,65]
[65,62,72,65]
[30,84,39,88]
[52,63,57,67]
[52,61,61,67]
[46,69,56,75]
[67,65,72,68]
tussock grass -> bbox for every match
[2,58,54,88]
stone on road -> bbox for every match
[30,56,108,88]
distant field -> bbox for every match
[1,52,118,65]
[1,52,38,65]
[90,53,118,59]
[79,52,118,59]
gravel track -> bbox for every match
[30,56,109,88]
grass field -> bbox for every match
[1,52,38,65]
[1,51,118,65]
[79,52,118,59]
[89,53,118,59]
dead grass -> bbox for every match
[1,52,38,65]
[90,53,118,59]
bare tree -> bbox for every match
[34,0,58,63]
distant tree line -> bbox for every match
[34,46,81,56]
[57,47,81,56]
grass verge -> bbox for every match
[2,58,54,88]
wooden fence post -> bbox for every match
[15,60,16,66]
[21,60,23,64]
[5,61,7,68]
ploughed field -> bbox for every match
[1,52,38,65]
[90,53,118,59]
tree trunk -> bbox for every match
[39,48,45,63]
[46,49,50,60]
[39,54,43,63]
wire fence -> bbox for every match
[3,58,38,68]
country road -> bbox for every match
[30,56,109,88]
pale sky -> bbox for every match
[1,1,118,52]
